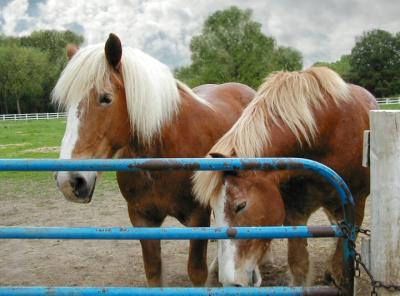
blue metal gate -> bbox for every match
[0,158,356,296]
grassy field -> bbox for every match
[380,103,400,110]
[0,119,115,182]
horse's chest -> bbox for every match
[117,171,195,218]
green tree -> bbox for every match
[0,46,49,114]
[348,29,400,97]
[20,30,84,112]
[273,46,303,72]
[19,30,84,70]
[0,30,84,114]
[313,55,351,80]
[176,6,302,88]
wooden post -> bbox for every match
[370,110,400,296]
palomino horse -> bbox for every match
[193,67,378,287]
[53,33,254,286]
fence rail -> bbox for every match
[0,98,399,121]
[0,112,67,121]
[0,287,341,296]
[376,97,400,105]
[0,225,343,240]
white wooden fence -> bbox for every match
[0,112,67,121]
[376,97,400,105]
[0,98,398,121]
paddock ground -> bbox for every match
[0,176,371,294]
[0,119,373,294]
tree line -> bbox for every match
[0,30,83,114]
[0,6,399,114]
[314,29,400,97]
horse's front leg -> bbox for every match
[128,203,166,287]
[325,196,367,287]
[185,207,211,286]
[285,210,313,286]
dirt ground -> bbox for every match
[0,177,371,294]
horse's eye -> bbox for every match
[235,201,247,213]
[99,94,112,106]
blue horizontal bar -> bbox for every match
[0,157,343,173]
[0,287,340,296]
[0,226,343,240]
[0,157,354,209]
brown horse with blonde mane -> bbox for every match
[193,67,377,287]
[53,33,254,286]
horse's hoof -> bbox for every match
[323,271,334,285]
[323,270,344,287]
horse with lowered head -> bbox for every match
[53,33,255,286]
[193,67,377,288]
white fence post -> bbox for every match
[370,110,400,296]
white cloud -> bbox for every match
[2,0,31,35]
[1,0,399,68]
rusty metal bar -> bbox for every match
[0,225,343,240]
[0,286,341,295]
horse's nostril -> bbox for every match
[75,176,85,189]
[70,174,88,199]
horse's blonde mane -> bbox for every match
[52,44,209,145]
[193,67,351,207]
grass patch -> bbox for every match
[0,119,65,158]
[380,103,400,110]
[0,119,116,183]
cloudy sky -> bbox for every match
[0,0,399,68]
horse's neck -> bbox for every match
[127,90,217,158]
[260,123,304,158]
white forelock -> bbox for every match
[52,43,209,144]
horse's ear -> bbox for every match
[66,44,79,60]
[105,33,122,70]
[209,152,238,176]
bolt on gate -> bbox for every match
[0,158,356,296]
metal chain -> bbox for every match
[339,221,400,296]
[355,226,371,236]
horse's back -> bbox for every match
[349,84,379,111]
[194,82,255,110]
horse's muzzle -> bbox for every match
[55,171,97,203]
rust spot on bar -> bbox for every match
[97,228,112,233]
[304,287,340,295]
[226,228,237,238]
[130,160,200,171]
[241,159,307,171]
[240,160,266,170]
[308,226,336,238]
